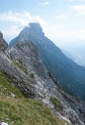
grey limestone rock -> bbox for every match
[0,32,85,125]
[0,32,8,52]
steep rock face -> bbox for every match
[8,41,57,103]
[0,32,85,124]
[9,41,48,79]
[8,40,85,125]
[62,92,85,124]
[0,52,36,97]
[9,23,85,101]
[0,32,8,51]
[0,33,36,97]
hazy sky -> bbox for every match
[0,0,85,48]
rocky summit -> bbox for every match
[0,29,85,125]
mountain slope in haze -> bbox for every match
[62,47,85,66]
[9,23,85,101]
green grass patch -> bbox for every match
[0,72,24,98]
[0,71,71,125]
[0,97,71,125]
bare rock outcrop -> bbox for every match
[0,32,85,125]
[0,32,8,51]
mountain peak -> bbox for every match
[29,22,42,31]
[28,22,44,37]
[9,22,45,47]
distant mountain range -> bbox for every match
[9,23,85,101]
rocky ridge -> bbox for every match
[9,23,85,101]
[0,32,85,125]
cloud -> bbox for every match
[56,30,85,40]
[38,2,50,6]
[0,11,85,47]
[71,5,85,15]
[0,11,47,26]
[0,11,47,42]
[45,23,85,46]
[56,15,69,19]
[43,2,50,5]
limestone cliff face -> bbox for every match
[0,34,36,97]
[0,32,85,125]
[7,41,85,125]
[9,40,48,79]
[0,32,8,51]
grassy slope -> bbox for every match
[0,72,71,125]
